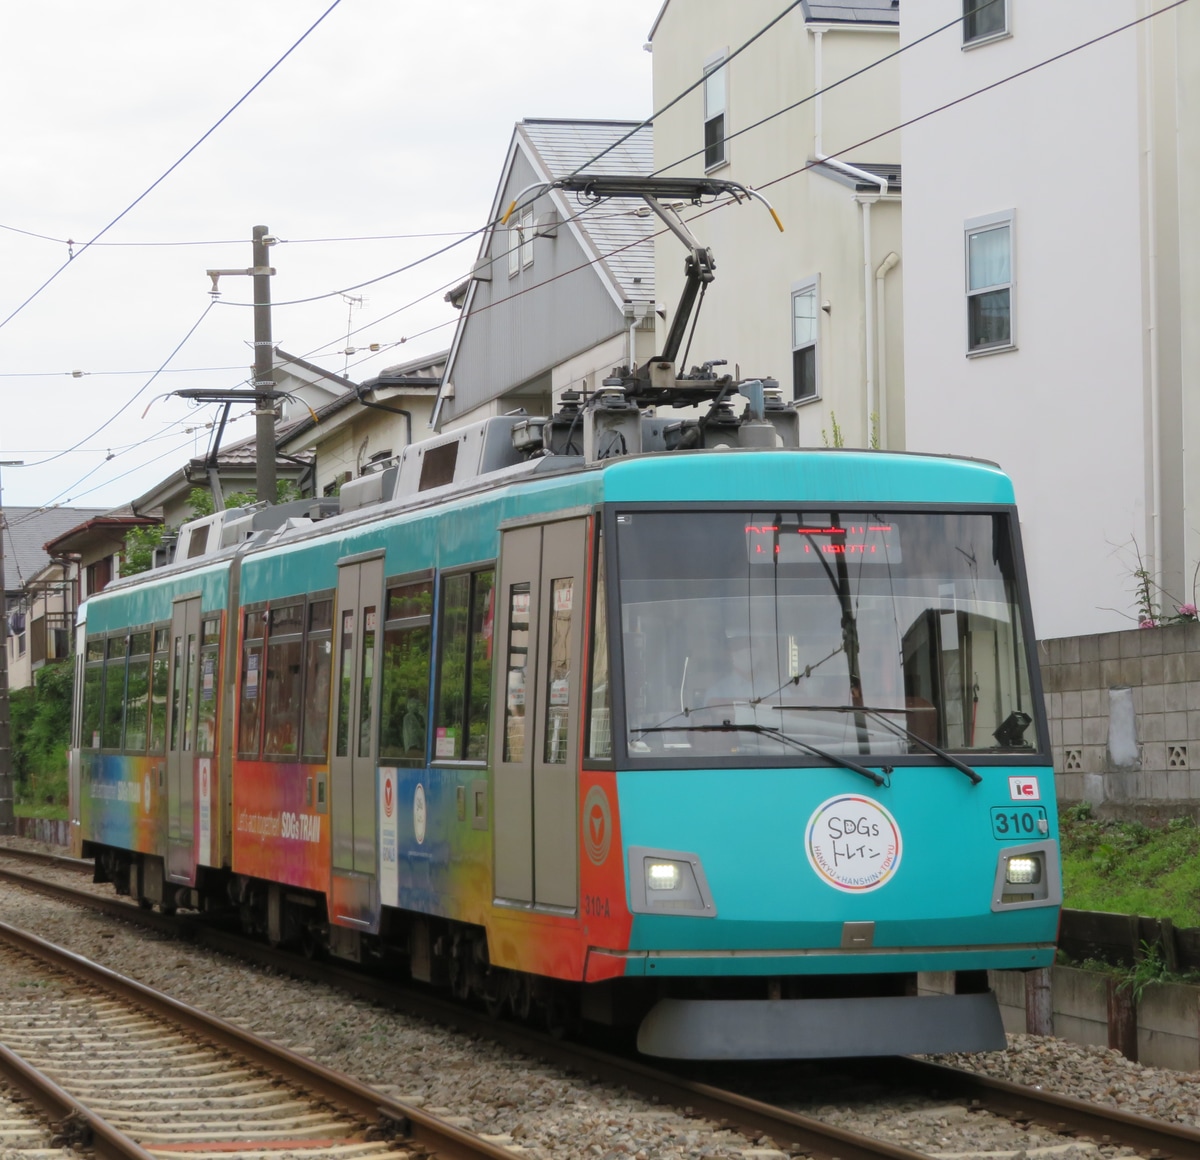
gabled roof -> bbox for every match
[276,349,447,451]
[42,509,162,556]
[2,506,106,590]
[439,119,656,419]
[518,119,656,305]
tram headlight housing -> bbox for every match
[1005,856,1041,885]
[991,842,1061,911]
[629,847,717,916]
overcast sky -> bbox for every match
[0,1,655,510]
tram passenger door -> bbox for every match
[330,554,384,931]
[166,595,201,884]
[493,518,587,909]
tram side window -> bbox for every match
[586,537,612,762]
[263,602,304,757]
[124,631,152,752]
[82,637,105,749]
[149,627,170,753]
[238,609,267,756]
[101,636,128,749]
[197,617,220,755]
[301,598,334,760]
[380,579,433,765]
[434,568,495,761]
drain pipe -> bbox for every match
[874,251,900,448]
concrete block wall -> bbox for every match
[1040,622,1200,816]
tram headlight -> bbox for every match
[629,847,717,916]
[647,861,683,891]
[991,841,1061,912]
[1005,855,1041,885]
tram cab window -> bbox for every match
[380,579,432,766]
[616,510,1039,762]
[586,536,613,762]
[434,568,495,761]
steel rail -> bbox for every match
[885,1055,1200,1158]
[0,917,519,1160]
[6,863,1200,1160]
[0,1039,160,1160]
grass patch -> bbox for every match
[1059,803,1200,928]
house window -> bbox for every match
[963,0,1008,46]
[791,279,819,402]
[966,212,1015,354]
[507,220,520,277]
[520,208,534,268]
[703,52,728,170]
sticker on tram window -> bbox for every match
[990,806,1047,840]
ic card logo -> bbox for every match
[1008,777,1040,801]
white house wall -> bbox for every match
[650,0,903,449]
[901,1,1151,640]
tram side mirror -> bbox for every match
[993,710,1033,748]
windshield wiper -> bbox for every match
[634,722,886,786]
[769,704,982,785]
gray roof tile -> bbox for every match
[519,120,656,303]
[2,506,107,590]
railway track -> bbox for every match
[0,914,524,1160]
[1,847,1198,1160]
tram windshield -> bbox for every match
[616,509,1040,763]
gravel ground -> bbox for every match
[0,841,1196,1159]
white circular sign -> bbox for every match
[805,794,902,893]
[413,783,427,845]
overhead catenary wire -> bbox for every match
[363,0,1193,357]
[17,300,218,469]
[9,0,1188,508]
[0,0,346,337]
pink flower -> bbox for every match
[1178,604,1197,618]
[1139,617,1159,629]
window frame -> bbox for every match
[790,276,820,404]
[379,571,434,767]
[520,208,535,269]
[965,210,1016,356]
[702,49,729,172]
[432,563,496,765]
[962,0,1010,47]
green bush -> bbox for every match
[1060,807,1200,928]
[9,660,72,810]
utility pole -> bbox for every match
[0,460,25,836]
[205,225,277,506]
[252,225,277,504]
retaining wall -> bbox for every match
[1041,621,1200,821]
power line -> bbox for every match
[18,301,218,468]
[0,0,345,336]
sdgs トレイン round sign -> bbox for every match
[805,794,902,892]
